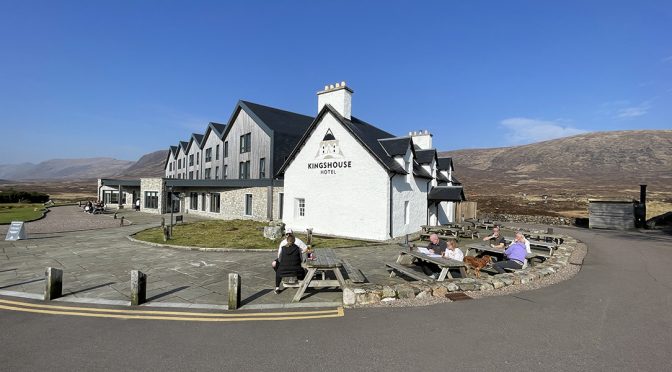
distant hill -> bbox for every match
[440,130,672,195]
[116,150,168,178]
[0,158,134,180]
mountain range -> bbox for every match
[1,131,670,193]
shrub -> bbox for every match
[0,189,50,203]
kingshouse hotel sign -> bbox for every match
[307,129,353,175]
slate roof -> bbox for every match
[178,141,189,153]
[413,162,433,179]
[437,157,453,171]
[451,175,462,185]
[277,105,408,175]
[436,172,449,182]
[379,137,411,157]
[428,186,466,202]
[236,101,315,175]
[186,133,204,153]
[209,122,227,137]
[415,149,437,164]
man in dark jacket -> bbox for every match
[273,235,306,294]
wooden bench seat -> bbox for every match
[342,259,366,283]
[386,262,431,282]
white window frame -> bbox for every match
[296,198,305,218]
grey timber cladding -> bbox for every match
[223,108,272,179]
[589,201,635,229]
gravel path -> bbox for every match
[0,205,122,235]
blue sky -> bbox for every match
[0,0,670,163]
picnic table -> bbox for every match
[386,249,466,282]
[466,242,549,267]
[421,225,460,235]
[292,248,346,303]
[502,236,557,255]
[525,233,565,245]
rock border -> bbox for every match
[343,233,581,307]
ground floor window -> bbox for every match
[102,190,121,204]
[245,194,253,216]
[190,192,198,210]
[210,193,220,213]
[144,192,158,209]
[296,198,305,218]
[404,201,410,224]
[201,193,206,211]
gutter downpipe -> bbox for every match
[389,173,395,239]
[426,179,432,226]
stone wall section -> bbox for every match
[140,178,165,214]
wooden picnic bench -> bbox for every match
[386,249,467,282]
[465,242,549,268]
[292,248,346,303]
[341,259,366,283]
[525,233,565,245]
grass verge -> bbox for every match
[133,219,369,249]
[0,203,47,224]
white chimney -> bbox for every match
[412,130,433,149]
[317,81,353,120]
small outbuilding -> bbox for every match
[588,199,636,230]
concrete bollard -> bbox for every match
[120,216,125,227]
[228,273,241,310]
[131,270,147,306]
[44,267,63,301]
[161,217,165,228]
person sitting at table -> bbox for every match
[482,225,506,249]
[417,233,447,279]
[276,228,308,258]
[443,238,464,261]
[492,232,528,274]
[272,235,306,294]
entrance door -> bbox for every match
[167,192,180,213]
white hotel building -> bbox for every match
[99,83,465,241]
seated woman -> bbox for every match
[273,235,306,294]
[493,232,527,274]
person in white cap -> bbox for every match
[276,228,308,258]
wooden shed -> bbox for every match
[588,199,636,230]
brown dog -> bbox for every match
[463,255,492,278]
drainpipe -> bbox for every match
[426,179,432,226]
[389,173,395,239]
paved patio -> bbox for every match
[0,206,408,308]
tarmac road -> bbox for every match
[1,227,671,371]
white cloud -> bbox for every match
[615,102,651,119]
[500,117,588,144]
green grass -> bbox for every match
[0,203,47,224]
[133,219,369,249]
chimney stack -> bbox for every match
[317,81,353,120]
[411,129,433,150]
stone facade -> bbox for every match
[140,178,165,214]
[182,186,283,222]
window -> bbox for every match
[224,141,229,158]
[404,201,410,224]
[169,163,172,171]
[144,192,158,209]
[102,190,119,204]
[259,158,266,178]
[245,194,253,216]
[189,154,194,166]
[239,161,250,179]
[190,192,198,210]
[201,193,206,211]
[189,171,193,180]
[210,193,220,213]
[178,174,182,179]
[296,198,305,218]
[223,165,228,179]
[215,166,220,180]
[177,159,181,169]
[240,133,251,153]
[204,168,211,180]
[216,145,220,160]
[196,153,199,165]
[205,148,212,162]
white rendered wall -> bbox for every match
[317,88,352,119]
[391,147,428,237]
[283,112,389,240]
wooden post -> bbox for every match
[118,184,123,209]
[131,270,147,306]
[228,273,241,310]
[161,217,165,228]
[44,267,63,301]
[307,228,313,245]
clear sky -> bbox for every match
[0,0,670,163]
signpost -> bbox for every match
[5,221,26,241]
